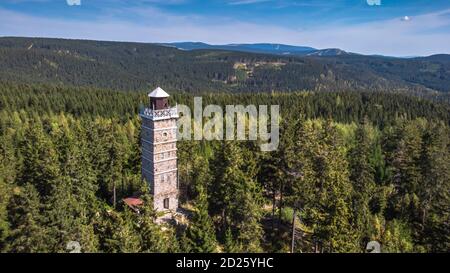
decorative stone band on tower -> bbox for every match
[139,87,179,212]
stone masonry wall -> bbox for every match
[141,114,178,212]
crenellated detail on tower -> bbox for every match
[139,87,179,212]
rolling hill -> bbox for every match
[0,37,449,96]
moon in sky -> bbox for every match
[66,0,81,6]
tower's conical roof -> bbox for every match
[148,87,170,98]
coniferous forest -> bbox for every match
[0,82,449,253]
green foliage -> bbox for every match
[1,82,449,127]
[0,180,9,251]
[381,220,415,253]
[185,186,218,253]
[6,184,50,253]
[97,208,141,253]
[209,141,264,252]
[349,118,377,248]
[280,207,295,225]
[0,84,448,253]
[1,37,450,96]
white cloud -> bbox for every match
[227,0,273,5]
[366,0,381,6]
[0,7,449,56]
[298,9,450,56]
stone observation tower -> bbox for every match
[139,87,179,212]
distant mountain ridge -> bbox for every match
[0,37,449,97]
[160,42,352,56]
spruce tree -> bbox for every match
[384,120,423,222]
[223,227,238,253]
[294,120,358,252]
[0,178,9,252]
[418,122,450,252]
[97,208,141,253]
[186,185,218,253]
[6,184,50,252]
[349,118,376,247]
[209,141,264,252]
[135,194,178,253]
[19,121,60,197]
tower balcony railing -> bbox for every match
[140,105,179,121]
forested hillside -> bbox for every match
[1,37,449,97]
[0,83,449,253]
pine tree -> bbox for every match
[294,120,358,252]
[381,220,415,253]
[42,115,99,252]
[186,185,218,253]
[209,141,264,252]
[418,122,450,252]
[97,208,141,253]
[223,228,238,253]
[259,118,298,247]
[0,178,9,252]
[135,194,178,253]
[384,120,423,222]
[0,133,16,251]
[349,118,376,247]
[179,230,193,253]
[0,85,449,253]
[6,184,51,252]
[19,120,60,197]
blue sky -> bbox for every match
[0,0,449,56]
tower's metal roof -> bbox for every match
[148,87,170,98]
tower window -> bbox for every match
[163,198,170,209]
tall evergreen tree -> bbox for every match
[294,120,358,252]
[97,208,141,253]
[6,184,50,252]
[418,122,450,252]
[349,118,376,246]
[19,120,60,197]
[186,185,218,253]
[209,142,264,252]
[134,194,180,253]
[0,178,9,252]
[384,120,423,223]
